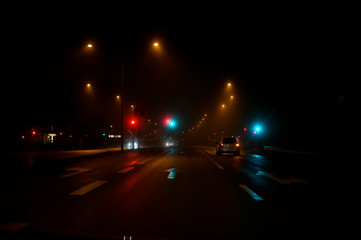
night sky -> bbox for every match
[1,6,348,150]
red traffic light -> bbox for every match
[130,118,138,128]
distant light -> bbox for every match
[243,128,247,131]
[222,104,225,108]
[230,95,234,99]
[116,95,120,99]
[153,42,159,46]
[87,44,93,48]
[87,83,91,87]
[169,120,176,128]
[32,131,36,135]
[227,83,231,87]
[254,125,262,133]
[102,133,106,136]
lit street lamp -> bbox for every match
[82,40,161,151]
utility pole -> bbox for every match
[120,53,125,152]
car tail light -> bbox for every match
[220,143,224,147]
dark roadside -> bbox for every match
[249,145,355,184]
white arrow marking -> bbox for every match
[62,168,90,177]
[165,168,177,179]
[256,171,310,184]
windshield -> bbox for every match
[222,138,238,144]
[0,8,349,240]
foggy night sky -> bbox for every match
[1,5,349,149]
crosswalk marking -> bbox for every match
[0,222,29,232]
[62,168,90,177]
[70,180,108,196]
[118,166,135,173]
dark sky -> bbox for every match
[1,6,349,148]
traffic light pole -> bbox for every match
[120,54,125,152]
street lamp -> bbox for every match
[83,40,160,152]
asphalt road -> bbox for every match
[0,146,357,239]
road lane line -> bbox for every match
[239,184,264,201]
[201,151,224,170]
[0,222,30,232]
[138,150,168,165]
[118,166,135,173]
[256,171,310,184]
[70,180,108,196]
[62,168,90,177]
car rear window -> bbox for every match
[222,138,237,144]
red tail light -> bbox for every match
[220,143,224,147]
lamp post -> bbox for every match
[120,54,125,151]
[83,42,160,151]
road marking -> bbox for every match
[164,168,177,179]
[239,185,264,201]
[0,222,30,232]
[138,150,168,165]
[70,180,108,195]
[201,151,224,170]
[118,166,135,173]
[62,168,90,177]
[256,171,310,184]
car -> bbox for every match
[127,140,139,149]
[216,137,241,156]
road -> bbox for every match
[0,146,357,239]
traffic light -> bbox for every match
[254,125,262,134]
[165,118,171,125]
[169,120,176,128]
[130,119,136,127]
